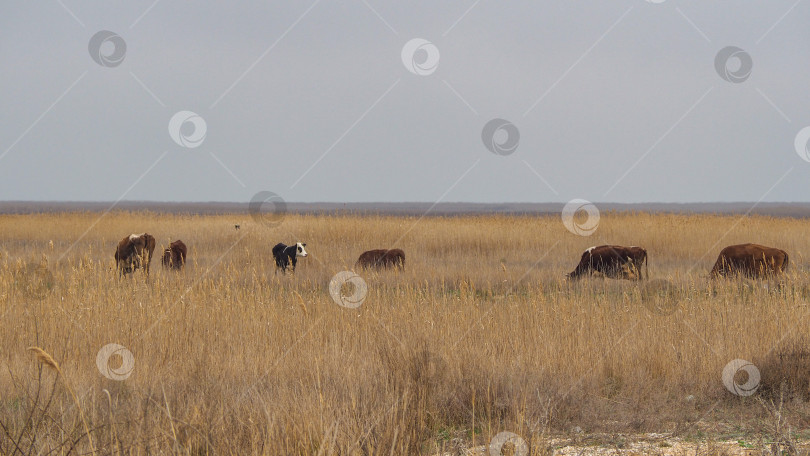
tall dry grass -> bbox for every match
[0,211,809,454]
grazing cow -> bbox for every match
[710,243,788,278]
[162,240,187,270]
[234,224,241,230]
[114,233,156,277]
[272,242,307,273]
[567,245,648,280]
[356,249,406,270]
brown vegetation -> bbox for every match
[1,212,809,454]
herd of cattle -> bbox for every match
[113,234,407,276]
[566,243,788,280]
[113,233,790,280]
[114,234,187,275]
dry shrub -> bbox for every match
[757,337,810,401]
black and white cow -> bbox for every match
[272,242,307,273]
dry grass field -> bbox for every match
[1,211,810,455]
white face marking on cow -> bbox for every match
[296,242,307,257]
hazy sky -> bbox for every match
[1,1,809,204]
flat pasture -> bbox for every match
[1,212,809,454]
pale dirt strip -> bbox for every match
[438,434,809,455]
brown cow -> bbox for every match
[162,240,187,270]
[114,233,156,277]
[356,249,405,270]
[567,245,648,280]
[710,243,788,278]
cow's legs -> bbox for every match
[631,261,642,280]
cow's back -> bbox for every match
[387,249,405,268]
[162,240,187,269]
[713,243,788,277]
[171,240,187,257]
[356,249,405,269]
[568,245,642,280]
[356,249,385,268]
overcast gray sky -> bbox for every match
[1,1,809,204]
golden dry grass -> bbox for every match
[1,211,810,455]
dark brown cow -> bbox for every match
[114,233,156,277]
[162,240,187,270]
[567,245,648,280]
[356,249,405,270]
[710,243,788,278]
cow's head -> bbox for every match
[118,253,136,274]
[295,242,307,257]
[621,260,639,280]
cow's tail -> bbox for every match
[783,251,790,273]
[645,251,649,280]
